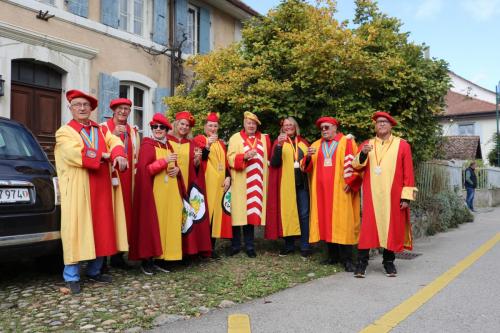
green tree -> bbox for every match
[165,0,450,162]
[487,133,500,166]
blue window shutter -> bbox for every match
[175,0,189,53]
[153,0,168,45]
[154,87,170,114]
[66,0,88,18]
[199,7,211,54]
[101,0,119,28]
[98,73,120,122]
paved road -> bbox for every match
[153,207,500,333]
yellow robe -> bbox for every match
[227,131,270,226]
[55,124,124,264]
[205,140,227,237]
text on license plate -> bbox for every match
[0,188,30,203]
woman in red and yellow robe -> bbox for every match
[266,117,311,256]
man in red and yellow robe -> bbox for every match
[100,98,140,269]
[352,111,417,278]
[55,90,128,294]
[227,111,271,258]
[302,117,361,271]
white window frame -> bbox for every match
[119,82,150,137]
[458,123,475,136]
[38,0,63,7]
[186,4,200,55]
[118,0,152,38]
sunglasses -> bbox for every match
[151,124,167,130]
[320,125,332,131]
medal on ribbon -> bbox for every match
[322,140,338,167]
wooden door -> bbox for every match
[11,83,61,161]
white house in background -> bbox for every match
[440,71,498,165]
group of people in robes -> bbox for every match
[55,88,417,294]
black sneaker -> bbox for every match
[211,251,221,260]
[279,248,294,257]
[300,249,312,258]
[246,249,257,258]
[343,261,355,273]
[67,281,81,294]
[354,262,367,278]
[140,261,154,276]
[383,262,397,277]
[87,274,112,283]
[110,254,133,270]
[153,261,170,273]
[228,248,241,256]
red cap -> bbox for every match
[193,135,207,149]
[110,98,132,110]
[372,111,397,126]
[175,111,195,127]
[149,113,172,130]
[315,116,339,129]
[206,112,219,123]
[66,90,98,110]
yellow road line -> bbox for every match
[228,313,251,333]
[360,232,500,333]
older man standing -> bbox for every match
[55,90,128,294]
[352,111,417,278]
[302,117,361,272]
[100,98,140,270]
[227,111,271,257]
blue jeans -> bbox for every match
[465,187,475,211]
[63,257,104,282]
[284,187,311,251]
[232,225,255,251]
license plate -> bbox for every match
[0,188,31,203]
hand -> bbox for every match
[277,133,287,146]
[244,149,257,160]
[307,147,316,157]
[343,184,352,193]
[114,156,129,172]
[167,166,180,177]
[207,134,218,146]
[223,177,231,192]
[362,144,373,154]
[166,153,177,163]
[400,201,409,210]
[113,125,127,136]
[101,152,111,161]
[194,148,202,166]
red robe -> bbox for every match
[67,120,125,257]
[265,136,309,239]
[353,136,416,252]
[128,137,163,260]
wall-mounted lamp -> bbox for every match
[0,75,5,97]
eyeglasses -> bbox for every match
[115,106,131,113]
[376,120,390,125]
[70,102,91,109]
[320,125,332,131]
[151,124,167,130]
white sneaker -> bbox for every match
[153,264,170,273]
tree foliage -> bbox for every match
[487,133,500,166]
[165,0,450,162]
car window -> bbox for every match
[0,122,46,161]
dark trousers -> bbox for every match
[284,187,311,251]
[358,248,395,265]
[465,187,475,210]
[327,243,354,263]
[231,225,255,251]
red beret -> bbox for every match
[110,98,132,110]
[372,111,397,126]
[149,113,172,130]
[66,90,98,110]
[193,136,207,149]
[175,111,195,127]
[315,116,339,129]
[206,112,219,123]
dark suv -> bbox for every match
[0,117,61,261]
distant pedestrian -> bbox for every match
[352,111,417,278]
[55,90,128,294]
[464,161,478,212]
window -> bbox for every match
[119,83,146,137]
[0,122,45,161]
[119,0,145,36]
[186,4,200,54]
[38,0,56,6]
[458,123,475,136]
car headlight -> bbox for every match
[52,177,60,206]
